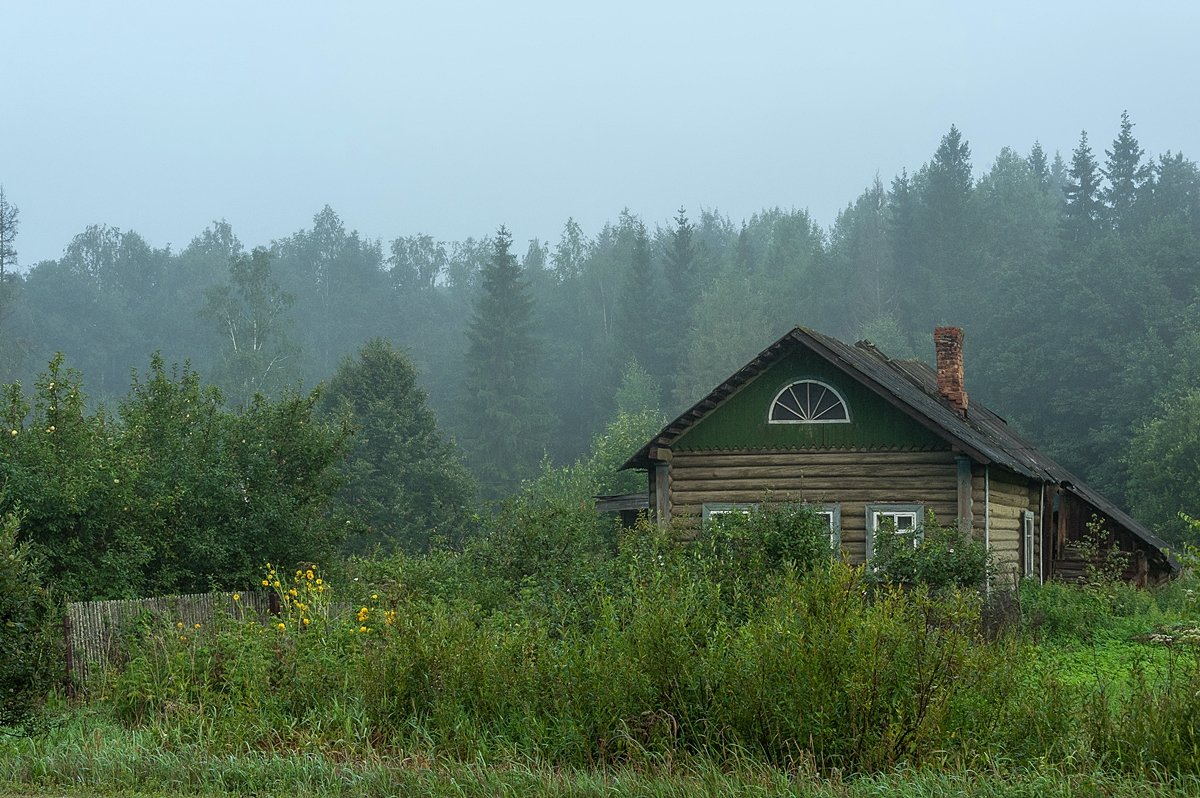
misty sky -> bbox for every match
[4,1,1199,267]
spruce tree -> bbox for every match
[462,226,548,495]
[663,207,697,310]
[1028,141,1049,183]
[1063,130,1104,245]
[320,339,476,554]
[922,125,974,282]
[615,217,660,381]
[887,169,918,287]
[657,207,699,398]
[1103,110,1151,234]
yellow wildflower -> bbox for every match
[289,588,298,597]
[277,622,286,631]
[232,593,241,601]
[273,581,281,589]
[315,578,323,585]
[261,579,270,587]
[175,622,184,629]
[357,607,369,622]
[306,569,315,580]
[302,617,310,626]
[179,635,187,642]
[193,623,201,629]
[371,594,378,600]
[358,626,368,634]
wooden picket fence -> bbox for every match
[64,590,273,685]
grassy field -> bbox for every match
[4,712,1200,798]
[6,517,1200,797]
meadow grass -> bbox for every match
[4,712,1199,798]
[8,515,1200,796]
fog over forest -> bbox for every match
[3,3,1200,570]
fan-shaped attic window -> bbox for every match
[768,380,850,424]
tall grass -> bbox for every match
[14,504,1200,791]
[92,549,1091,773]
[4,712,1200,797]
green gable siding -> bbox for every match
[672,349,948,452]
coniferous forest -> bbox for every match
[3,114,1200,566]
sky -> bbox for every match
[4,1,1199,267]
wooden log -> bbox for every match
[972,486,1031,504]
[981,505,1028,521]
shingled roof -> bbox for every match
[623,326,1172,559]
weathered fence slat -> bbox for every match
[65,590,274,684]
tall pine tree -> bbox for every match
[320,339,476,554]
[462,226,548,495]
[1028,141,1049,184]
[663,207,698,306]
[921,125,975,305]
[1103,111,1151,234]
[615,216,660,380]
[1063,130,1104,245]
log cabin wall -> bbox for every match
[667,448,959,562]
[971,466,1041,585]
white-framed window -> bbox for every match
[865,503,924,558]
[815,503,841,549]
[703,502,841,550]
[768,380,851,424]
[1023,510,1036,578]
[702,502,756,526]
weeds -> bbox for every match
[8,504,1200,793]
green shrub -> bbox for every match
[1019,579,1112,642]
[0,511,61,729]
[866,515,991,592]
[697,502,835,577]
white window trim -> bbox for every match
[815,503,841,549]
[702,502,756,526]
[1023,510,1036,578]
[865,503,924,558]
[767,380,852,425]
[702,502,841,548]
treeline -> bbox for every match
[1,112,1199,538]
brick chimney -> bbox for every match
[933,327,968,417]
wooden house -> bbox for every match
[622,326,1175,585]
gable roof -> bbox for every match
[624,326,1172,559]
